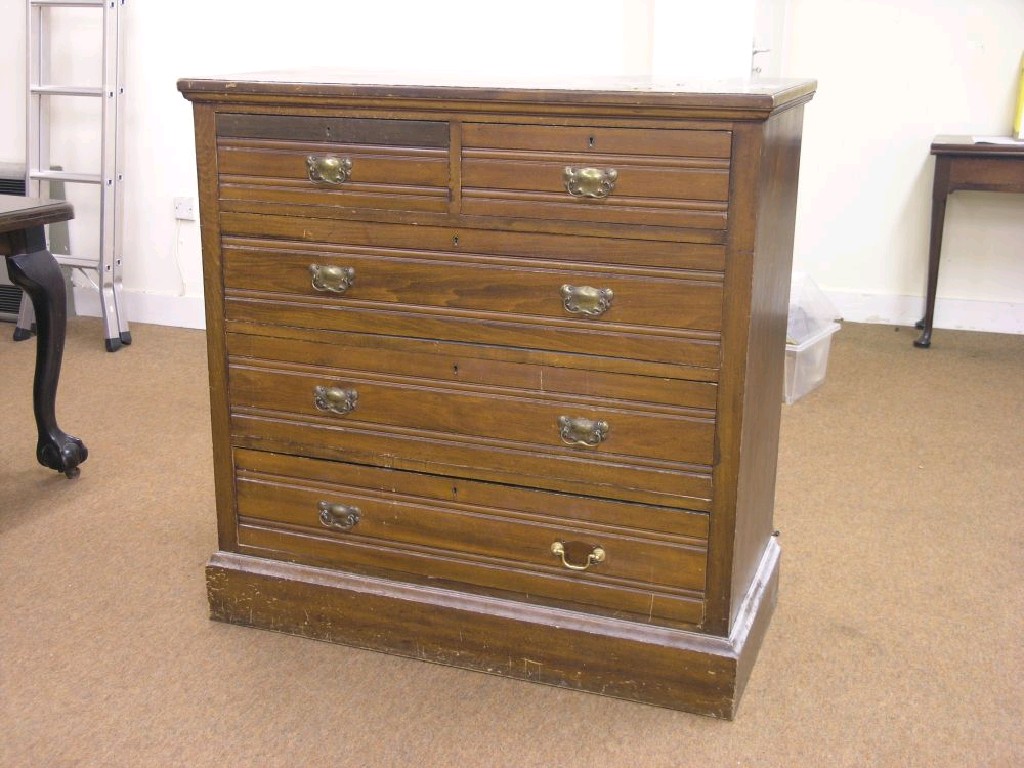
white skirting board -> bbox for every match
[72,287,205,330]
[71,286,1024,337]
[822,291,1024,336]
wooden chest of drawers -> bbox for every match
[179,72,815,718]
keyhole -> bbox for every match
[452,234,460,247]
[588,135,595,148]
[452,363,459,376]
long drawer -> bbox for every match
[221,238,724,333]
[225,296,720,370]
[231,410,713,511]
[220,213,730,272]
[233,450,707,626]
[226,330,720,410]
[235,449,710,538]
[228,361,716,466]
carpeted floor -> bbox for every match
[1,317,1021,767]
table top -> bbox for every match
[932,135,1024,157]
[0,196,74,235]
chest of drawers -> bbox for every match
[179,72,815,718]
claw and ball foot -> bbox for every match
[2,199,88,478]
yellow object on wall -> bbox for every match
[1015,51,1024,140]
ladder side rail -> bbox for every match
[96,0,122,349]
[25,0,48,198]
[110,0,129,343]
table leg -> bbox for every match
[915,157,951,348]
[4,226,88,478]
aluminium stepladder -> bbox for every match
[23,0,130,351]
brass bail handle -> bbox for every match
[310,264,355,294]
[551,541,606,571]
[561,284,613,317]
[318,501,361,532]
[564,166,618,199]
[307,155,353,185]
[313,385,358,416]
[558,415,610,447]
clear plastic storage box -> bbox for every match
[785,274,841,404]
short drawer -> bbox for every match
[216,114,450,214]
[222,238,724,333]
[228,361,716,467]
[461,123,730,233]
[233,452,707,626]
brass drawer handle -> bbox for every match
[551,541,605,572]
[309,264,355,294]
[307,155,352,185]
[558,416,609,447]
[561,284,613,317]
[564,166,617,199]
[313,385,358,416]
[318,501,361,532]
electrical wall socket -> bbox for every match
[173,196,196,221]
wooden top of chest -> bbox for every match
[177,70,816,119]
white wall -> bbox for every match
[1,0,758,328]
[782,0,1024,332]
[651,0,756,79]
[2,0,1021,335]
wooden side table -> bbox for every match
[916,136,1024,347]
[1,196,87,477]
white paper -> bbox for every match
[972,136,1024,145]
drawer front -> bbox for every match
[235,449,710,539]
[227,331,720,411]
[233,451,706,626]
[222,239,724,333]
[218,114,451,147]
[237,474,707,592]
[229,362,716,466]
[232,411,713,511]
[462,123,730,233]
[225,296,720,370]
[216,114,450,214]
[221,212,729,272]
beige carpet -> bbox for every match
[1,317,1021,767]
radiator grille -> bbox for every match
[0,285,22,315]
[0,177,26,196]
[0,164,26,321]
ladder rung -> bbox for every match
[30,1,105,7]
[30,169,102,184]
[30,85,104,97]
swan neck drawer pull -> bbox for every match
[551,541,606,571]
[318,502,361,532]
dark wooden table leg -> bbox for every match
[4,225,88,478]
[915,156,951,348]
